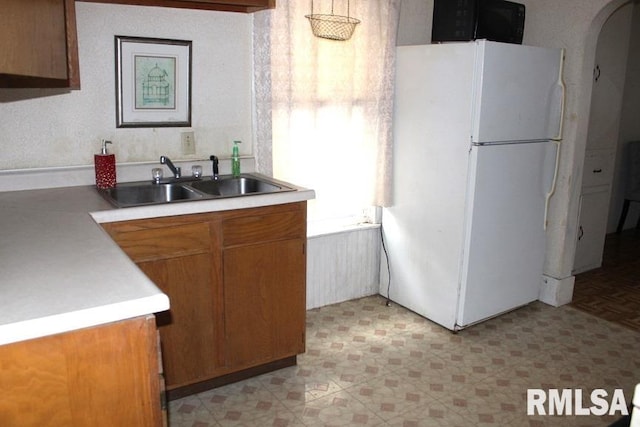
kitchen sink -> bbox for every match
[189,176,286,197]
[100,183,203,207]
[98,174,296,208]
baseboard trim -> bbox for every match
[539,274,575,307]
[166,356,297,401]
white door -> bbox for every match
[457,141,556,327]
[471,41,564,144]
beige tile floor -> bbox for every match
[168,295,640,427]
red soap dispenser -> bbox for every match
[94,139,116,189]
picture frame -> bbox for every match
[115,36,192,128]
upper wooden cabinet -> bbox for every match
[79,0,275,13]
[0,0,271,89]
[0,0,80,89]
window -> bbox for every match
[255,0,400,227]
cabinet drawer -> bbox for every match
[582,150,615,188]
[108,222,211,262]
[223,209,305,247]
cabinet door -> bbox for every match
[573,189,611,274]
[0,0,80,88]
[224,238,306,370]
[139,254,220,388]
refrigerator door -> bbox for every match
[471,40,564,144]
[456,141,557,327]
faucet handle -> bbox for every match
[152,168,163,184]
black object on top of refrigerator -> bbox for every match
[431,0,525,44]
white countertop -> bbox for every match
[0,181,314,346]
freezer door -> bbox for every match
[456,142,556,327]
[471,40,564,143]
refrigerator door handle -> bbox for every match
[552,49,566,141]
[544,139,561,230]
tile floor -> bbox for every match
[572,229,640,332]
[168,295,640,427]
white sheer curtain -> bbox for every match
[254,0,400,224]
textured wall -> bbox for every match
[0,3,253,170]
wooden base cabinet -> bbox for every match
[102,202,307,396]
[0,316,163,427]
[103,215,225,390]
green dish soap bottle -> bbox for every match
[231,140,241,178]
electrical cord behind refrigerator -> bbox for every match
[380,224,392,307]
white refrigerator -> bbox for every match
[381,40,565,331]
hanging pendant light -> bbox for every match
[305,0,361,41]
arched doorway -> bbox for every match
[573,1,636,274]
[571,1,640,331]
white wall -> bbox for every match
[0,3,254,171]
[396,0,432,46]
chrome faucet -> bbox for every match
[160,156,181,179]
[209,155,219,180]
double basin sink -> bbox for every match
[99,173,296,208]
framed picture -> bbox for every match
[115,36,192,128]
